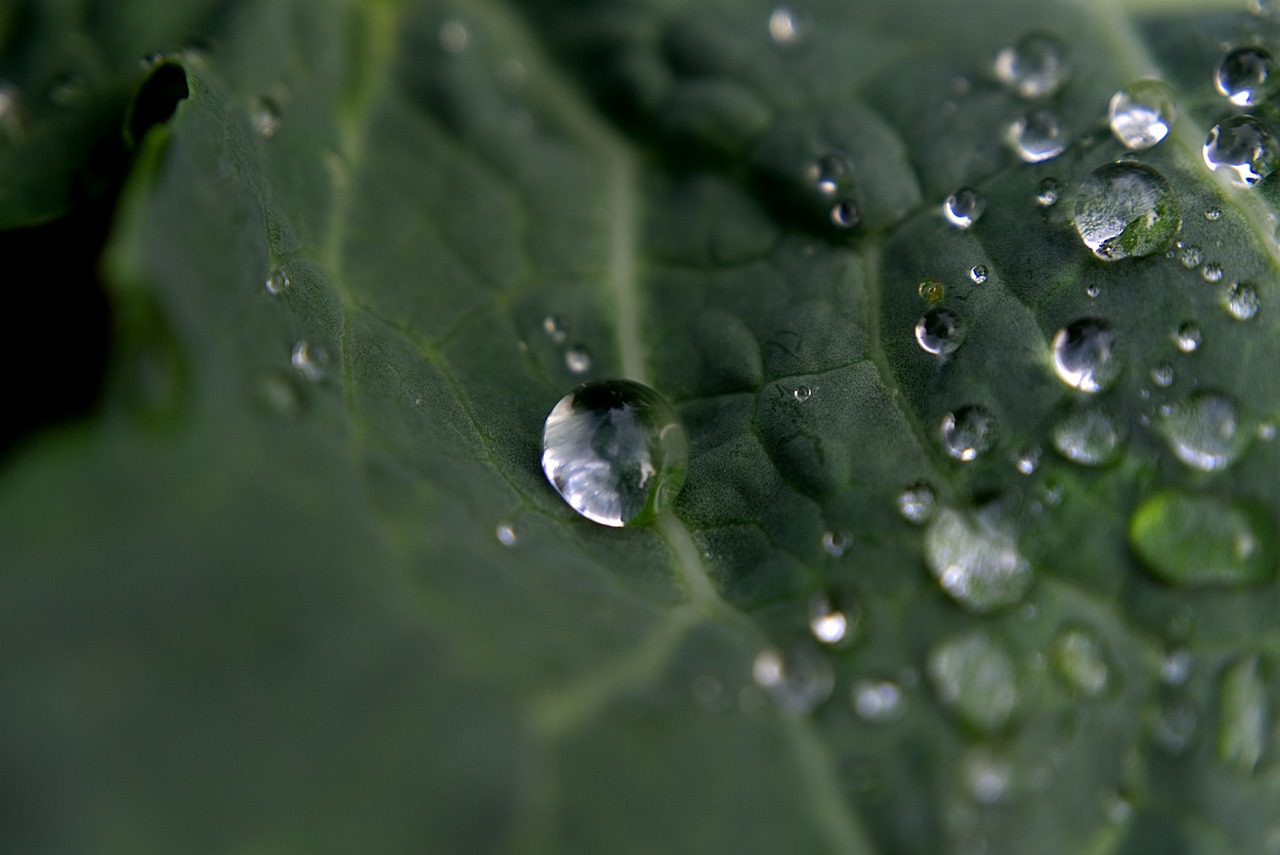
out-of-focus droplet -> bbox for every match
[1109,78,1177,150]
[941,406,998,461]
[1009,108,1067,163]
[994,32,1070,98]
[1158,391,1247,472]
[1218,655,1269,774]
[565,345,592,374]
[898,483,937,525]
[752,646,835,713]
[1052,626,1110,696]
[496,521,518,546]
[291,340,329,381]
[924,507,1032,612]
[1130,490,1274,586]
[928,630,1020,734]
[1036,177,1060,207]
[851,679,906,723]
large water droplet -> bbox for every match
[897,483,937,525]
[963,747,1013,804]
[1129,490,1275,586]
[941,406,998,461]
[1224,281,1261,320]
[994,32,1070,98]
[1108,79,1177,150]
[1052,626,1110,697]
[1073,162,1180,261]
[851,679,906,723]
[541,379,688,527]
[1203,115,1280,187]
[752,646,835,713]
[1009,108,1067,163]
[1051,319,1119,393]
[1218,656,1269,774]
[1158,391,1247,471]
[928,631,1019,734]
[918,277,945,303]
[915,308,965,356]
[943,188,986,228]
[1215,47,1276,106]
[924,508,1032,612]
[291,340,329,381]
[1053,406,1125,466]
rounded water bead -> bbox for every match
[1130,490,1274,586]
[1203,116,1280,187]
[1036,177,1060,207]
[943,188,986,228]
[1202,262,1225,283]
[1051,319,1120,393]
[565,345,592,374]
[752,646,835,713]
[495,521,518,546]
[822,529,851,556]
[918,277,945,302]
[994,32,1070,98]
[970,265,989,284]
[1225,282,1260,320]
[1109,79,1177,150]
[811,151,854,196]
[1217,656,1269,773]
[1009,108,1067,163]
[809,594,857,645]
[1215,47,1276,106]
[1073,161,1180,261]
[1177,244,1203,269]
[851,680,906,723]
[1053,406,1125,466]
[927,631,1020,734]
[1052,626,1110,697]
[924,508,1032,612]
[941,406,998,461]
[1175,321,1201,352]
[898,483,937,525]
[768,6,806,46]
[915,308,965,356]
[291,340,329,381]
[265,269,291,295]
[1158,391,1247,472]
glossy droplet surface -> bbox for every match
[994,32,1070,98]
[565,345,592,374]
[1130,490,1274,586]
[1053,406,1125,466]
[1051,319,1119,393]
[970,265,989,284]
[1109,79,1177,150]
[809,594,857,645]
[928,631,1019,734]
[924,508,1032,612]
[1202,262,1225,283]
[1203,116,1280,187]
[291,340,329,381]
[249,95,282,139]
[792,385,812,402]
[915,308,965,356]
[897,483,936,524]
[1215,47,1276,106]
[1052,626,1110,697]
[1158,391,1247,472]
[1225,282,1261,320]
[811,151,853,196]
[543,315,568,343]
[265,269,291,295]
[1175,321,1201,352]
[1074,162,1180,261]
[541,379,688,527]
[752,646,835,713]
[1035,177,1060,207]
[941,406,997,461]
[1218,656,1269,773]
[1009,108,1066,163]
[943,188,985,228]
[768,6,806,46]
[851,680,906,723]
[918,277,944,302]
[495,522,517,546]
[822,530,851,556]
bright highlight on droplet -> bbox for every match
[1109,79,1177,150]
[1073,161,1180,262]
[1051,319,1119,393]
[1203,115,1280,187]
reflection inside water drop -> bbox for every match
[941,406,998,461]
[915,308,965,356]
[1215,46,1276,106]
[1051,319,1119,393]
[291,340,329,381]
[1073,161,1180,261]
[993,31,1070,98]
[1203,115,1280,187]
[1009,108,1067,163]
[1109,78,1177,150]
[943,188,985,228]
[752,646,835,713]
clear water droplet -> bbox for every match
[1225,281,1261,320]
[1109,79,1177,150]
[1161,648,1193,685]
[1009,108,1067,163]
[830,199,860,228]
[918,277,945,303]
[786,386,810,404]
[291,340,329,381]
[1073,161,1181,261]
[1085,283,1102,298]
[540,378,688,527]
[1051,319,1120,393]
[1218,655,1268,773]
[1151,363,1175,387]
[898,483,937,525]
[543,315,568,343]
[822,529,851,556]
[1158,391,1247,471]
[851,679,906,723]
[1035,177,1060,207]
[928,631,1020,734]
[1175,321,1202,352]
[1215,46,1276,106]
[565,345,592,374]
[970,265,989,285]
[752,646,835,713]
[1205,206,1223,221]
[810,151,853,196]
[1177,244,1204,269]
[943,188,986,228]
[496,521,517,546]
[1053,406,1125,466]
[809,593,858,645]
[249,96,282,139]
[924,507,1032,612]
[1052,626,1110,696]
[994,32,1070,98]
[1130,491,1274,586]
[941,406,998,461]
[1202,262,1225,283]
[439,19,470,53]
[915,308,965,356]
[963,747,1013,804]
[1015,446,1042,475]
[265,269,291,295]
[1203,115,1280,187]
[768,6,807,46]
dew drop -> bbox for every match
[1052,626,1110,696]
[1161,648,1193,685]
[830,200,861,229]
[822,529,851,556]
[943,188,986,228]
[1015,446,1042,475]
[249,96,282,139]
[1053,406,1125,466]
[439,19,470,53]
[851,679,906,723]
[897,483,937,525]
[1203,115,1280,187]
[1108,79,1177,150]
[924,507,1032,612]
[1035,177,1060,207]
[1158,391,1247,472]
[994,32,1070,98]
[928,631,1019,734]
[496,521,518,546]
[1218,655,1268,774]
[752,646,835,713]
[768,6,807,46]
[809,593,858,645]
[1009,108,1067,163]
[1202,262,1225,283]
[540,378,688,527]
[1051,319,1120,393]
[1224,281,1261,320]
[291,340,329,381]
[542,314,568,343]
[963,747,1013,804]
[941,406,998,461]
[565,345,592,374]
[1260,421,1278,440]
[1073,161,1180,261]
[1204,206,1223,221]
[810,151,853,196]
[970,265,989,285]
[1130,490,1275,586]
[792,385,813,402]
[1177,244,1204,269]
[1175,321,1202,352]
[265,268,291,295]
[1215,47,1276,106]
[918,277,945,303]
[915,308,965,356]
[1151,363,1175,387]
[255,371,300,417]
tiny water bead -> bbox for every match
[1177,243,1203,269]
[1051,319,1119,393]
[851,679,906,723]
[1218,656,1268,774]
[495,521,518,546]
[917,277,944,303]
[941,406,998,461]
[810,151,854,196]
[792,385,813,402]
[542,314,568,343]
[752,646,835,714]
[1175,321,1202,352]
[822,529,851,556]
[809,594,858,645]
[1158,391,1247,472]
[924,508,1032,612]
[1225,282,1261,320]
[969,265,989,285]
[1015,446,1042,475]
[249,95,282,139]
[927,631,1019,734]
[565,345,592,374]
[1035,177,1060,207]
[994,32,1070,98]
[1215,46,1276,106]
[1108,79,1177,150]
[1201,262,1225,283]
[540,379,688,527]
[897,483,937,525]
[963,747,1013,804]
[1052,626,1110,697]
[1073,161,1180,262]
[290,340,329,381]
[1203,115,1280,187]
[1130,490,1274,586]
[1009,108,1067,163]
[830,200,861,229]
[1053,406,1125,466]
[943,188,986,228]
[265,269,291,295]
[914,308,965,356]
[1205,206,1223,221]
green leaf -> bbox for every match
[4,0,1280,853]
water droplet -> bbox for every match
[928,631,1019,734]
[918,277,945,303]
[1202,262,1225,283]
[1205,206,1223,221]
[1203,115,1280,187]
[1259,421,1278,440]
[970,265,989,285]
[1015,446,1042,475]
[830,200,861,229]
[496,521,517,546]
[822,529,851,556]
[1035,177,1060,207]
[897,483,937,525]
[542,315,568,343]
[439,19,470,53]
[1225,281,1261,320]
[1052,626,1110,696]
[1151,363,1175,387]
[1161,648,1193,685]
[1177,244,1204,269]
[915,308,965,356]
[941,406,998,461]
[809,594,857,645]
[541,379,688,527]
[994,32,1070,98]
[265,269,291,295]
[1085,283,1102,298]
[943,188,986,228]
[768,6,807,46]
[565,345,592,374]
[1051,319,1120,393]
[851,679,906,723]
[1073,161,1180,261]
[1053,406,1125,466]
[1218,656,1269,773]
[924,508,1032,612]
[1215,47,1276,106]
[963,747,1013,804]
[1174,321,1202,353]
[1130,490,1274,586]
[1009,108,1067,163]
[249,96,282,139]
[1154,699,1199,754]
[1158,391,1247,472]
[752,646,835,713]
[291,340,329,381]
[1108,79,1177,150]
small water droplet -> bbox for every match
[1151,363,1175,387]
[928,631,1019,734]
[1205,206,1223,221]
[1052,626,1110,696]
[496,521,517,546]
[924,508,1032,612]
[941,406,998,461]
[565,345,592,374]
[1015,446,1042,475]
[1259,421,1277,440]
[542,315,568,343]
[1203,115,1280,187]
[792,385,812,402]
[822,529,851,556]
[810,151,853,196]
[1224,281,1261,320]
[1174,321,1202,353]
[1218,655,1268,773]
[969,265,989,285]
[1035,177,1060,207]
[1201,262,1225,283]
[897,483,937,525]
[830,199,861,229]
[1085,283,1102,298]
[439,19,470,53]
[768,6,807,46]
[918,277,945,302]
[809,593,858,645]
[963,747,1013,804]
[1161,648,1193,685]
[291,340,329,381]
[1158,391,1247,471]
[914,308,965,356]
[1053,406,1125,466]
[1177,244,1204,269]
[249,96,282,139]
[851,679,906,723]
[1009,108,1067,163]
[1215,46,1276,106]
[1154,699,1199,754]
[1051,319,1119,393]
[265,269,291,295]
[1108,79,1177,150]
[1073,161,1181,261]
[994,32,1070,98]
[943,188,986,228]
[752,646,835,713]
[541,379,688,527]
[1130,491,1274,586]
